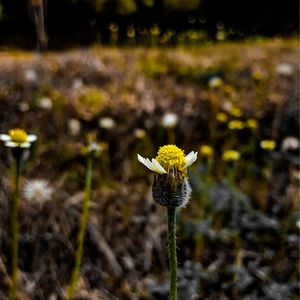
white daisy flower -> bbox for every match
[23,179,53,204]
[137,145,197,208]
[137,145,197,174]
[161,112,178,128]
[0,128,37,148]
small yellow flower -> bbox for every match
[229,106,242,117]
[228,120,245,130]
[260,140,276,151]
[199,145,213,158]
[246,119,258,130]
[216,112,228,123]
[0,128,37,148]
[252,70,265,81]
[134,128,146,139]
[222,150,240,162]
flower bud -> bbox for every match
[152,174,191,208]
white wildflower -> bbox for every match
[0,129,37,148]
[281,136,299,151]
[68,119,81,136]
[276,63,294,77]
[98,117,116,129]
[161,112,178,128]
[24,69,37,82]
[38,97,53,110]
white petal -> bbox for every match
[5,141,18,148]
[145,158,157,172]
[137,154,156,172]
[185,151,198,167]
[20,142,31,148]
[27,134,37,142]
[0,134,11,142]
[151,159,167,174]
[137,154,144,164]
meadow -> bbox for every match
[0,38,299,299]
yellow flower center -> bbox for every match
[156,145,186,170]
[9,129,28,143]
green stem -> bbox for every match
[167,206,177,300]
[9,151,22,300]
[227,163,237,188]
[66,156,93,300]
[167,128,175,144]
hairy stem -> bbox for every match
[66,156,93,300]
[167,206,177,300]
[9,151,22,300]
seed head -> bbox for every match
[23,179,53,204]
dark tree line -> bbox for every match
[0,0,298,48]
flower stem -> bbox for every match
[66,156,93,300]
[9,150,22,300]
[167,206,177,300]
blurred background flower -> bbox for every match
[23,179,53,204]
